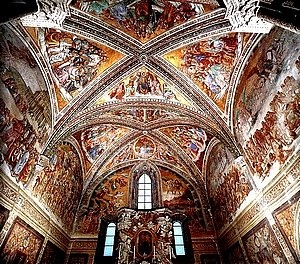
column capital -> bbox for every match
[20,0,71,28]
[224,0,273,33]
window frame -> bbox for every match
[137,173,153,210]
[103,222,117,257]
[173,221,186,256]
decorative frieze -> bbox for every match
[21,199,49,231]
[0,178,19,204]
[192,240,217,252]
[71,240,98,251]
[263,159,300,205]
[270,222,297,264]
[48,225,70,251]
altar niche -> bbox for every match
[137,230,153,258]
[95,209,194,264]
[116,208,178,264]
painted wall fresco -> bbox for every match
[0,25,51,186]
[160,167,205,235]
[0,218,44,264]
[43,29,123,106]
[104,136,187,172]
[274,192,300,259]
[32,143,82,232]
[207,143,252,230]
[164,33,242,110]
[97,67,191,106]
[242,219,287,263]
[40,241,66,264]
[81,125,131,162]
[73,0,220,43]
[159,126,209,167]
[223,242,246,264]
[0,204,9,232]
[76,167,130,234]
[234,27,300,182]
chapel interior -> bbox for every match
[0,0,299,263]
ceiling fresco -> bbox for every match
[72,0,220,43]
[2,1,300,254]
[96,67,192,106]
[164,32,244,110]
[43,28,124,108]
[103,135,188,172]
[159,126,212,170]
[234,27,300,183]
[80,124,131,162]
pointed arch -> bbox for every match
[129,161,163,209]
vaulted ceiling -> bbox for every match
[1,0,299,239]
[39,4,245,215]
[37,3,246,181]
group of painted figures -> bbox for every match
[108,69,177,101]
[75,0,213,40]
[46,30,107,99]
